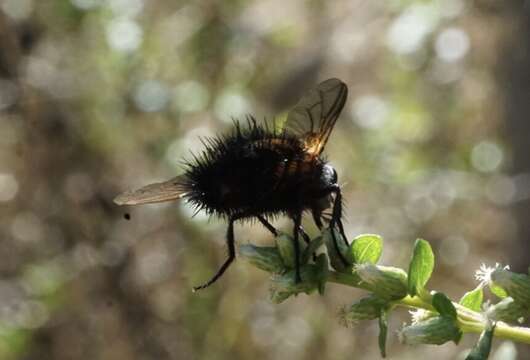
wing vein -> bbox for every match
[284,78,348,155]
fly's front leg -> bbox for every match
[328,185,349,267]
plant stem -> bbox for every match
[327,270,530,345]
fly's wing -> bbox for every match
[285,78,348,155]
[114,175,187,205]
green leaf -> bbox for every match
[407,239,435,296]
[302,235,324,265]
[465,323,496,360]
[340,295,389,325]
[269,264,321,303]
[459,286,484,312]
[275,232,301,268]
[315,254,329,295]
[323,227,352,272]
[432,292,457,320]
[378,309,388,358]
[454,329,463,345]
[489,283,508,299]
[238,245,285,273]
[351,234,383,264]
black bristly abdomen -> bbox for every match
[181,118,330,220]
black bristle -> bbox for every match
[177,118,307,220]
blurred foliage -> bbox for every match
[0,0,528,359]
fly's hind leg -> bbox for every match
[193,212,246,291]
[292,212,303,283]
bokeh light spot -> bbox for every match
[106,18,143,52]
[351,95,389,130]
[405,195,437,224]
[133,80,170,112]
[0,173,19,202]
[439,235,469,266]
[471,141,503,173]
[214,90,250,123]
[11,212,43,244]
[64,172,94,203]
[492,341,518,360]
[435,27,470,62]
[136,246,173,285]
[173,81,210,113]
[0,79,19,110]
[1,0,33,20]
[165,138,185,167]
[107,0,144,17]
[70,0,102,10]
[387,4,438,55]
[440,0,466,19]
[14,300,49,329]
[486,175,516,205]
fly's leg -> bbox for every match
[328,185,349,267]
[257,215,278,236]
[193,212,246,291]
[292,213,302,283]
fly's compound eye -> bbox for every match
[321,164,338,185]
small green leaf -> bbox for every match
[489,283,508,299]
[454,329,463,345]
[351,234,383,264]
[432,292,457,320]
[323,227,352,272]
[269,264,321,303]
[302,235,324,264]
[460,286,484,312]
[407,239,435,296]
[378,309,388,358]
[239,245,285,273]
[340,295,388,325]
[315,254,329,295]
[275,232,303,268]
[465,323,496,360]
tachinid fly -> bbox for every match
[114,78,349,291]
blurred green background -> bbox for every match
[0,0,529,359]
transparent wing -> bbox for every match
[285,78,348,155]
[114,175,187,205]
